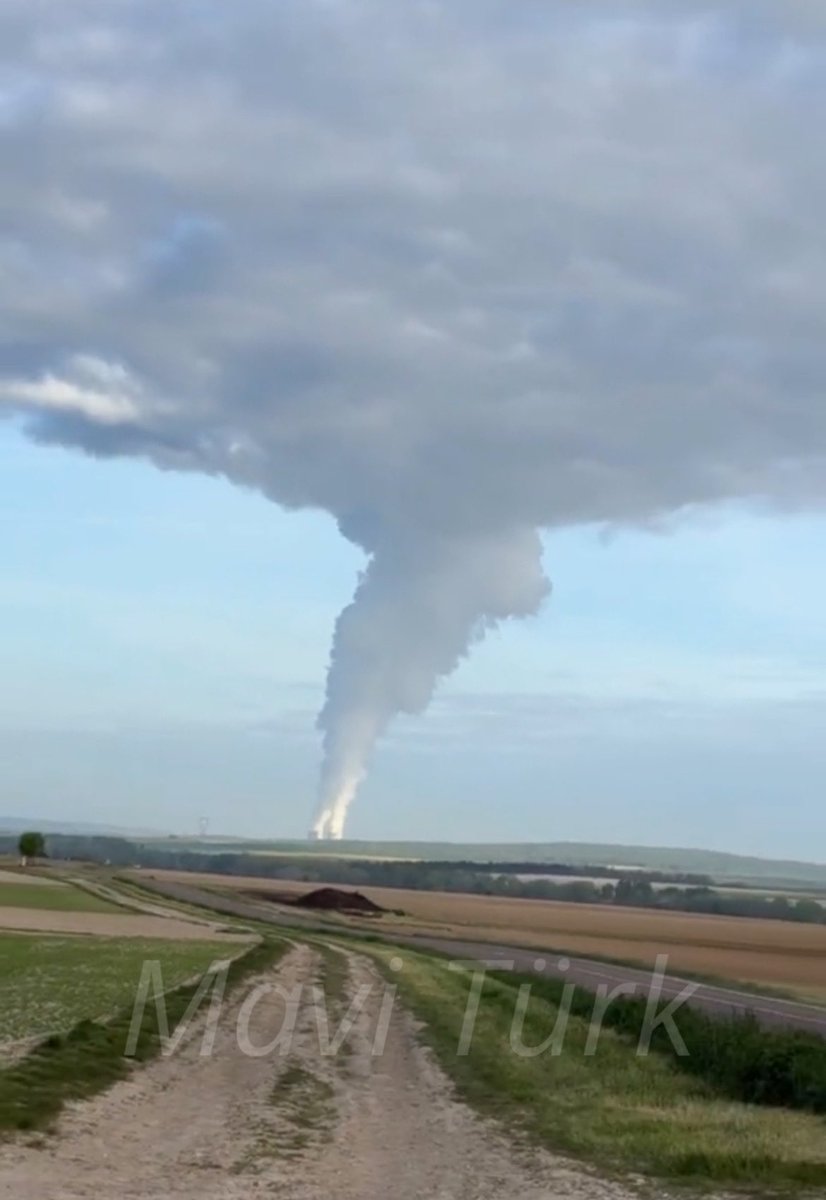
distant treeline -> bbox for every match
[5,834,825,926]
[428,860,713,885]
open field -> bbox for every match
[0,869,64,887]
[0,867,247,931]
[0,906,255,941]
[0,937,283,1136]
[0,881,121,914]
[0,932,241,1053]
[137,868,826,1000]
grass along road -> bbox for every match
[361,940,826,1191]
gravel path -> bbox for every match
[0,942,643,1200]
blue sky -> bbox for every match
[3,419,824,856]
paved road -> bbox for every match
[136,876,826,1039]
[398,933,826,1037]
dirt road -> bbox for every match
[0,942,640,1200]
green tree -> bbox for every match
[614,876,655,907]
[18,831,46,865]
[793,898,826,924]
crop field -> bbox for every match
[0,881,121,914]
[138,868,826,999]
[0,869,64,887]
[0,932,238,1053]
[0,871,252,940]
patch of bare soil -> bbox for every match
[0,942,646,1199]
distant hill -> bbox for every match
[0,816,164,837]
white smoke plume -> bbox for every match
[3,3,826,836]
[313,528,549,837]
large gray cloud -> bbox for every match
[2,1,826,833]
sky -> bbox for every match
[2,418,824,855]
[2,2,826,856]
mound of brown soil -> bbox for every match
[295,887,386,916]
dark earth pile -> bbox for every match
[295,886,386,915]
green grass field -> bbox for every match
[0,881,121,914]
[0,937,283,1134]
[365,942,826,1190]
[0,933,237,1049]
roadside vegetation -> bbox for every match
[364,942,826,1190]
[314,942,350,1013]
[0,936,283,1134]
